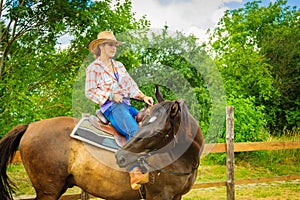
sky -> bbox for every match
[124,0,300,42]
[58,0,299,48]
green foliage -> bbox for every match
[285,103,300,128]
[0,0,90,76]
[258,3,300,131]
[225,95,269,143]
[0,0,150,138]
[111,28,226,142]
[0,46,77,134]
[206,94,269,164]
[1,0,299,141]
[207,0,300,133]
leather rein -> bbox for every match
[137,154,199,176]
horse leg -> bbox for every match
[29,174,71,200]
[23,156,72,200]
[34,189,68,200]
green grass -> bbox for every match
[183,180,300,200]
[183,131,300,200]
[7,154,300,200]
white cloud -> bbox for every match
[128,0,239,42]
[56,33,74,50]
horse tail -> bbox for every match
[0,124,28,200]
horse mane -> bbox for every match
[173,100,204,165]
[175,100,194,139]
[151,99,203,156]
[150,99,203,171]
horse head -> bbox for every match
[115,86,196,170]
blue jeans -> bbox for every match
[103,103,139,141]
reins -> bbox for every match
[123,97,145,102]
[137,153,199,176]
[158,167,198,176]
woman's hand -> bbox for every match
[112,93,123,103]
[142,96,154,106]
[139,93,153,106]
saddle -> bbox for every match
[70,107,150,152]
[92,107,150,144]
[90,110,126,147]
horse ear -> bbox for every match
[170,101,180,117]
[155,85,165,103]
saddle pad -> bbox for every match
[70,117,120,152]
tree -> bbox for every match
[72,27,226,143]
[113,28,226,143]
[0,0,150,138]
[258,3,300,130]
[0,0,91,78]
[207,0,300,134]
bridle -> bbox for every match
[136,127,198,176]
[133,101,198,175]
[137,154,199,176]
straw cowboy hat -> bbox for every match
[88,31,122,53]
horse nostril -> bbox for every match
[117,155,127,167]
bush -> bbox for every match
[219,95,269,143]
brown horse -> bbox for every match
[0,88,204,200]
[115,92,204,200]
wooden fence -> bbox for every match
[12,140,300,200]
[11,106,300,199]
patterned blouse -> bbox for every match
[85,58,142,108]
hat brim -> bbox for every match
[88,39,122,52]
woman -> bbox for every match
[85,31,153,141]
[85,31,152,190]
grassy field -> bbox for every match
[7,133,300,199]
[183,159,300,200]
[183,180,300,200]
[8,153,300,200]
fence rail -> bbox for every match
[192,174,300,189]
[203,141,300,153]
[12,141,300,164]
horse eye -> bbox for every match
[148,116,157,123]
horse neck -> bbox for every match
[146,115,203,173]
[168,114,203,169]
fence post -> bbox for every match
[226,106,235,200]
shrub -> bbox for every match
[219,95,269,143]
